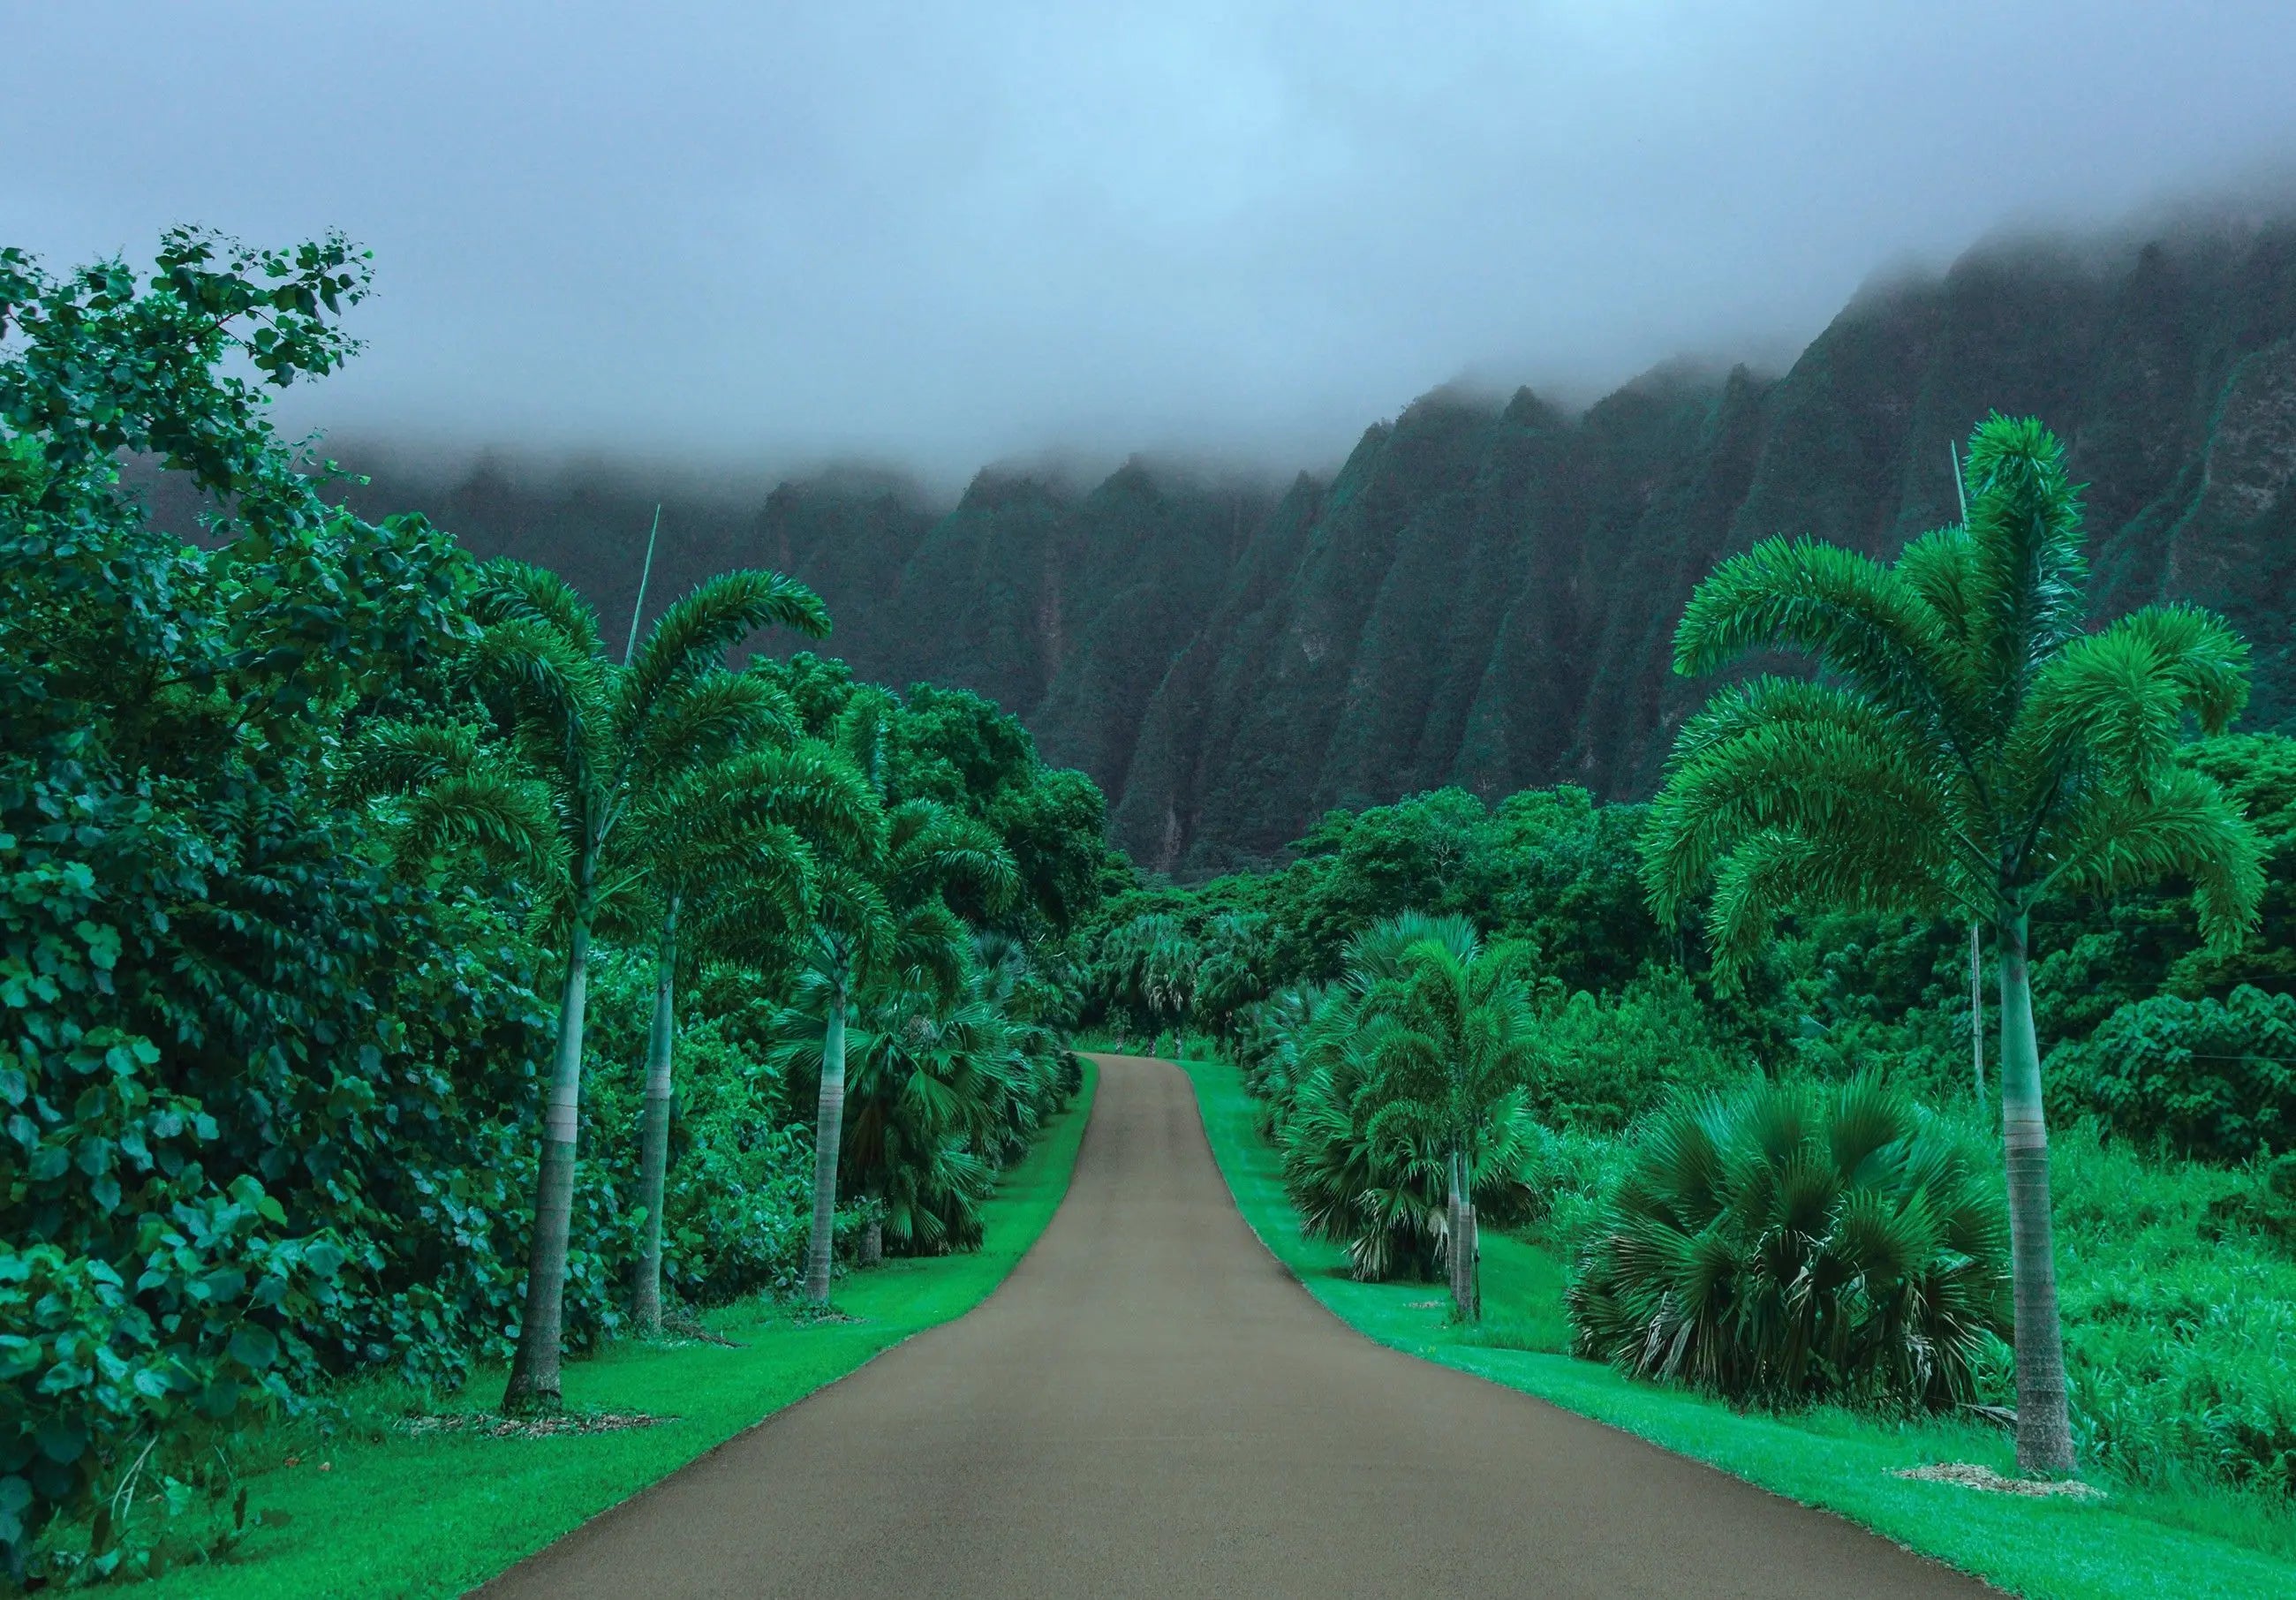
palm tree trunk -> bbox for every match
[632,896,679,1336]
[802,978,850,1303]
[504,902,593,1412]
[1446,1148,1478,1322]
[1998,909,2075,1475]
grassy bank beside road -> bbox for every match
[1178,1053,2293,1600]
[117,1065,1097,1600]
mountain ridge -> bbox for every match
[320,212,2296,873]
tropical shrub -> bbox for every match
[1265,917,1545,1292]
[2046,1123,2296,1495]
[1527,968,1743,1129]
[1567,1078,2010,1411]
[2048,986,2296,1163]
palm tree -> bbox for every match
[472,560,829,1409]
[1353,933,1545,1320]
[1641,413,2265,1472]
[625,741,873,1333]
[796,789,1019,1302]
[1273,916,1543,1298]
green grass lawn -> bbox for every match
[1178,1053,2296,1600]
[120,1062,1098,1600]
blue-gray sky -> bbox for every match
[10,2,2296,486]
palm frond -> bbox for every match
[1641,713,1967,928]
[631,669,794,781]
[335,717,484,801]
[473,557,604,660]
[393,769,566,883]
[1672,537,1967,730]
[2006,603,2252,805]
[1960,412,2088,713]
[621,570,828,736]
[2039,766,2265,952]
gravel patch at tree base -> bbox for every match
[1892,1462,2104,1498]
[401,1412,674,1440]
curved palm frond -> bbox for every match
[1672,536,1973,739]
[393,769,567,883]
[622,570,828,738]
[473,556,603,660]
[2039,766,2266,952]
[2005,603,2252,808]
[631,669,797,782]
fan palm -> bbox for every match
[1568,1077,2010,1410]
[1641,413,2265,1471]
[470,560,830,1408]
[1097,911,1201,1052]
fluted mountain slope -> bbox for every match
[383,214,2296,873]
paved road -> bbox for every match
[481,1055,1993,1598]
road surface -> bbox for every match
[480,1053,1992,1598]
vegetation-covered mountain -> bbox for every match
[377,211,2296,874]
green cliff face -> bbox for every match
[412,215,2296,872]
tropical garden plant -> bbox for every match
[789,703,1021,1300]
[1268,915,1545,1305]
[463,559,831,1407]
[1640,413,2267,1472]
[1567,1076,2011,1409]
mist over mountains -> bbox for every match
[304,209,2296,875]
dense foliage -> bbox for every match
[0,236,1110,1584]
[1566,1078,2010,1410]
[1082,547,2296,1499]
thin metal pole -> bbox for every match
[1971,919,1986,1110]
[624,503,662,667]
[1952,441,1983,1110]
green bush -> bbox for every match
[2048,986,2296,1162]
[2044,1123,2296,1495]
[1527,968,1746,1129]
[1567,1078,2010,1410]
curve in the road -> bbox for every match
[480,1054,1996,1598]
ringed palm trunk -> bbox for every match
[505,874,595,1412]
[632,895,679,1335]
[1997,909,2076,1474]
[802,975,850,1302]
[1446,1147,1478,1323]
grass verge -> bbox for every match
[1176,1053,2295,1600]
[121,1061,1099,1600]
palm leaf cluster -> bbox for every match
[1567,1077,2010,1411]
[1643,413,2261,964]
[1240,914,1546,1287]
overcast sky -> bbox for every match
[10,2,2296,487]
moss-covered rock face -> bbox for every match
[399,215,2296,873]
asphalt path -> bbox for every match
[480,1053,1994,1598]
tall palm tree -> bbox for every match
[1641,413,2265,1472]
[472,560,830,1409]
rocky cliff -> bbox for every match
[386,213,2296,873]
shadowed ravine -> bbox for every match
[479,1055,1994,1598]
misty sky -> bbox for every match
[11,2,2296,486]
